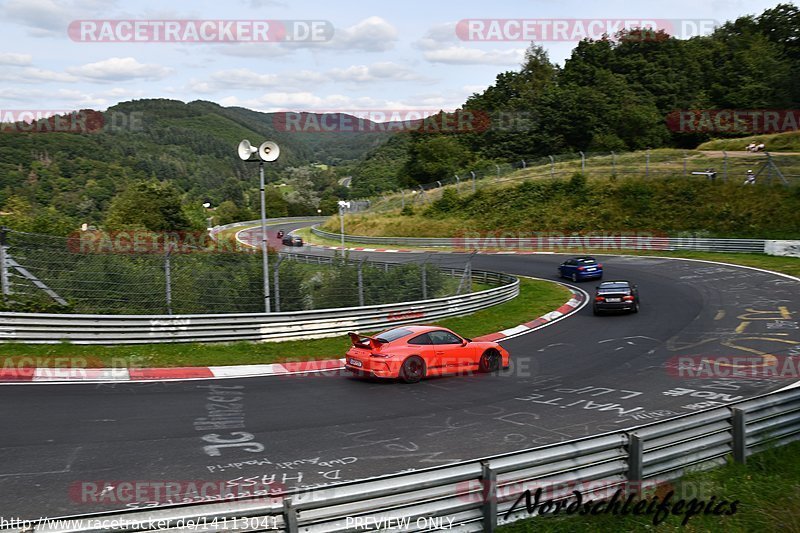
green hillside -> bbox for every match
[324,173,800,239]
[0,99,382,234]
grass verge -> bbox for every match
[0,278,568,368]
[498,441,800,532]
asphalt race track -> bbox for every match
[1,225,799,520]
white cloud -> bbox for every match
[0,67,79,84]
[3,0,73,36]
[0,86,136,108]
[415,22,460,51]
[66,57,172,81]
[220,92,412,113]
[423,47,525,66]
[215,43,294,59]
[316,16,398,52]
[415,21,524,66]
[192,61,429,94]
[327,62,428,83]
[2,0,117,37]
[0,53,33,66]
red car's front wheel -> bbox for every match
[479,350,502,373]
[400,356,426,383]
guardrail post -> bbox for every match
[401,189,405,210]
[732,407,747,464]
[471,171,477,193]
[611,151,616,175]
[626,432,643,484]
[421,256,428,300]
[579,151,585,172]
[457,252,475,295]
[496,164,500,178]
[0,227,9,301]
[273,256,284,312]
[283,497,299,532]
[645,149,650,178]
[549,155,555,178]
[164,244,173,315]
[357,257,366,306]
[722,150,728,181]
[683,150,687,176]
[481,461,497,532]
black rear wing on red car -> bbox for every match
[348,332,382,350]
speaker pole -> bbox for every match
[259,161,271,313]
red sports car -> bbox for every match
[345,325,510,383]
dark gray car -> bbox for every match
[593,280,639,315]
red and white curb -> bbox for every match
[472,287,586,342]
[0,286,585,384]
[0,358,347,383]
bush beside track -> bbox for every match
[0,278,568,368]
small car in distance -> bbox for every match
[282,234,303,246]
[593,280,640,315]
[344,325,510,383]
[558,256,603,282]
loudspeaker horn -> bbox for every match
[258,141,280,162]
[237,139,258,161]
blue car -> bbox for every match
[558,256,603,282]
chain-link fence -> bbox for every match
[0,229,485,315]
[367,150,800,212]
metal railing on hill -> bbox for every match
[367,150,799,213]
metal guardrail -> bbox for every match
[209,217,329,239]
[7,387,799,532]
[0,253,518,344]
[311,226,783,254]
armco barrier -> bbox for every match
[0,257,518,344]
[311,226,798,255]
[5,387,798,532]
[209,216,328,240]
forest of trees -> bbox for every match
[348,3,800,195]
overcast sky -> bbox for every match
[0,0,787,114]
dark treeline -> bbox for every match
[349,3,800,195]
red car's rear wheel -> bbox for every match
[400,356,425,383]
